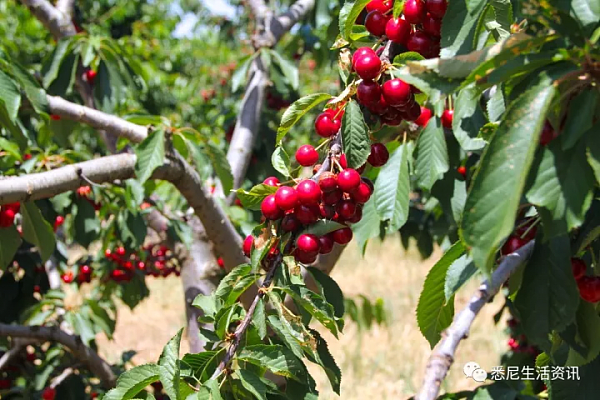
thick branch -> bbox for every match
[415,241,535,400]
[19,0,76,39]
[271,0,316,43]
[0,323,116,388]
[55,0,75,19]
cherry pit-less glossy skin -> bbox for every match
[295,144,319,166]
[386,17,411,45]
[407,31,434,57]
[367,143,389,167]
[261,194,284,220]
[297,234,321,255]
[404,0,427,24]
[365,10,388,37]
[357,80,382,107]
[457,166,467,177]
[337,169,362,192]
[414,107,432,126]
[501,235,528,255]
[263,176,280,186]
[319,172,338,192]
[333,227,353,245]
[577,276,600,303]
[243,235,253,257]
[296,180,322,205]
[319,234,335,254]
[315,112,341,137]
[426,0,447,19]
[351,182,372,204]
[382,79,412,106]
[366,0,393,13]
[354,52,382,81]
[441,109,454,129]
[571,258,587,280]
[275,186,298,210]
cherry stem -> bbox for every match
[315,138,331,151]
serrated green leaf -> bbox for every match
[74,198,100,248]
[0,137,22,160]
[341,100,370,169]
[204,141,233,195]
[393,51,424,65]
[374,143,409,231]
[253,298,267,339]
[307,267,345,318]
[236,184,278,210]
[21,202,55,262]
[444,255,478,302]
[587,127,600,185]
[271,146,291,178]
[283,285,340,337]
[440,0,488,58]
[270,50,299,90]
[0,69,20,122]
[561,89,598,150]
[238,344,306,381]
[339,0,371,40]
[452,84,487,151]
[415,117,449,191]
[514,236,579,350]
[571,0,600,27]
[0,226,22,271]
[417,241,464,348]
[277,93,332,144]
[158,329,183,400]
[192,294,218,318]
[236,369,267,400]
[43,39,73,88]
[462,77,556,274]
[104,364,161,400]
[393,0,405,18]
[215,264,257,306]
[307,330,341,394]
[135,129,165,183]
[181,350,223,381]
[350,198,380,254]
[300,220,346,237]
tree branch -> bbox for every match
[271,0,316,43]
[55,0,75,19]
[0,323,116,388]
[415,241,535,400]
[18,0,76,39]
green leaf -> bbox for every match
[393,51,424,65]
[339,0,371,40]
[192,294,218,317]
[236,369,267,400]
[560,89,598,150]
[282,285,340,337]
[571,0,600,27]
[587,127,600,185]
[461,77,556,274]
[0,137,21,160]
[271,146,291,178]
[158,329,183,400]
[104,364,161,400]
[135,129,165,183]
[0,226,22,271]
[215,264,257,306]
[341,100,370,169]
[0,70,21,122]
[374,143,410,231]
[43,39,72,88]
[74,198,101,248]
[306,329,341,394]
[514,236,580,350]
[393,0,405,18]
[350,198,380,254]
[181,350,223,381]
[452,84,487,151]
[238,344,306,381]
[307,267,345,318]
[253,298,268,339]
[416,241,464,348]
[548,355,600,399]
[21,202,55,262]
[444,255,478,302]
[204,141,233,195]
[568,301,600,365]
[270,50,299,90]
[277,93,332,144]
[236,184,278,210]
[440,0,488,58]
[231,54,255,92]
[415,117,449,191]
[300,220,346,237]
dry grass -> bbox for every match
[99,237,508,399]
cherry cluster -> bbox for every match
[362,0,447,58]
[0,202,19,227]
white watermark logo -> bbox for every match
[463,362,581,382]
[463,362,487,382]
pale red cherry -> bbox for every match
[295,145,319,166]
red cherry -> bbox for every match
[314,113,341,137]
[366,0,393,13]
[104,249,112,258]
[243,235,254,257]
[80,265,92,274]
[407,31,434,56]
[367,95,389,115]
[357,80,382,107]
[414,107,432,126]
[354,53,382,81]
[426,0,447,19]
[294,248,318,264]
[352,47,377,69]
[571,258,587,280]
[501,235,528,255]
[382,79,412,107]
[457,166,467,177]
[281,214,301,232]
[319,234,335,254]
[351,182,372,204]
[577,276,600,303]
[42,387,57,400]
[339,154,348,169]
[296,180,322,205]
[320,204,336,219]
[295,204,320,225]
[296,145,319,166]
[137,261,146,270]
[322,189,343,205]
[332,227,353,245]
[422,14,442,37]
[346,206,363,223]
[297,234,321,254]
[515,222,537,241]
[116,246,126,256]
[337,200,357,220]
[85,69,97,84]
[404,0,427,24]
[217,257,225,269]
[54,215,65,231]
[365,10,388,36]
[337,169,361,192]
[385,18,411,45]
[275,186,299,210]
[539,121,558,146]
[367,143,389,167]
[61,271,74,284]
[263,176,280,186]
[441,109,454,129]
[50,114,61,121]
[0,209,16,227]
[319,172,338,192]
[261,194,283,220]
[4,202,20,213]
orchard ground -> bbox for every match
[78,238,508,399]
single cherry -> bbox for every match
[61,271,74,284]
[294,249,318,264]
[426,0,447,19]
[319,171,338,192]
[571,258,587,280]
[261,194,284,220]
[42,387,57,400]
[297,234,321,255]
[577,276,600,303]
[295,204,319,225]
[457,166,467,177]
[243,235,254,257]
[50,114,61,121]
[320,204,336,219]
[382,79,412,107]
[281,214,301,232]
[351,182,372,204]
[366,0,393,13]
[357,80,382,107]
[403,0,427,24]
[275,186,299,210]
[501,235,528,255]
[296,144,319,166]
[441,109,454,129]
[0,209,16,227]
[364,10,388,37]
[315,113,341,137]
[54,215,65,231]
[367,143,389,167]
[337,200,357,220]
[406,31,434,56]
[85,69,97,84]
[263,176,280,186]
[422,14,442,37]
[386,17,411,45]
[354,53,382,81]
[319,234,335,254]
[352,47,376,68]
[539,121,558,146]
[296,180,322,205]
[346,206,363,223]
[322,189,343,205]
[338,169,361,192]
[332,227,353,245]
[414,106,432,126]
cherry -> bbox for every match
[407,31,434,56]
[386,17,411,45]
[4,202,20,213]
[295,204,320,225]
[338,169,361,192]
[85,69,97,84]
[346,206,363,223]
[357,80,382,107]
[352,47,377,68]
[414,106,432,126]
[426,0,447,19]
[441,109,454,129]
[243,235,254,257]
[281,214,301,232]
[50,114,61,121]
[403,0,427,24]
[367,143,389,167]
[422,14,442,37]
[539,121,558,146]
[319,234,335,254]
[54,215,65,231]
[501,235,528,255]
[515,222,537,241]
[263,176,280,186]
[367,95,389,115]
[261,194,283,220]
[332,227,353,245]
[275,186,299,210]
[314,113,341,137]
[294,248,318,264]
[137,261,146,270]
[405,103,422,122]
[320,204,336,219]
[381,111,403,126]
[364,10,388,37]
[577,276,600,303]
[297,234,321,255]
[61,271,74,284]
[104,249,112,258]
[457,166,467,177]
[33,285,41,293]
[322,189,343,205]
[382,79,412,107]
[351,182,372,204]
[0,208,16,227]
[319,172,338,192]
[366,0,393,13]
[339,154,348,169]
[80,265,92,275]
[42,387,57,400]
[571,258,587,280]
[337,200,357,220]
[116,246,126,256]
[296,145,319,166]
[296,180,322,205]
[354,53,382,81]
